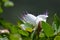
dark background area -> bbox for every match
[1,0,60,24]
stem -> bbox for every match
[37,21,42,40]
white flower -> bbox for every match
[23,14,36,26]
[22,11,48,26]
[19,11,48,30]
[36,14,48,25]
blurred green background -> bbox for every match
[1,0,60,24]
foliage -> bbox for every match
[0,1,60,39]
[0,14,60,40]
[0,0,14,13]
[42,21,54,37]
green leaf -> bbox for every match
[24,23,33,32]
[26,27,33,32]
[18,30,29,37]
[24,23,33,28]
[39,32,45,37]
[42,21,54,37]
[0,19,11,28]
[54,36,60,40]
[9,34,21,40]
[52,22,58,35]
[52,22,57,31]
[9,26,18,34]
[53,14,60,29]
[57,26,60,33]
[52,14,60,35]
[20,23,33,32]
[4,1,14,7]
[31,30,35,40]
